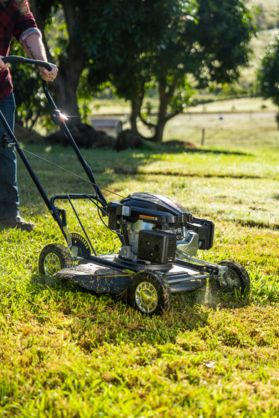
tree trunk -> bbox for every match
[151,78,179,143]
[54,57,84,118]
[130,94,143,135]
[33,1,86,124]
[153,118,167,143]
[153,81,169,143]
[130,78,179,142]
[52,1,86,121]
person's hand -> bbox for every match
[39,63,58,82]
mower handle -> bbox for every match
[1,55,53,72]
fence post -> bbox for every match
[201,128,205,146]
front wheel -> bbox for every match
[39,244,72,276]
[128,271,170,315]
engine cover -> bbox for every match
[121,193,192,217]
[107,193,214,266]
[108,193,193,230]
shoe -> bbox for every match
[0,216,35,232]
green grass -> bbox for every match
[0,120,279,417]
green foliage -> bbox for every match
[82,0,173,98]
[196,0,256,84]
[11,0,256,140]
[258,35,279,106]
[10,43,49,129]
[44,7,68,60]
[79,0,255,141]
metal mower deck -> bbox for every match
[56,255,208,294]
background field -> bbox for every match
[0,108,278,417]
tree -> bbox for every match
[140,0,199,142]
[32,0,158,124]
[16,1,254,143]
[196,0,255,84]
[139,0,255,142]
[17,1,162,132]
[82,0,175,134]
[258,35,279,107]
[82,0,255,142]
[32,0,87,119]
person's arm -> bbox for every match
[13,0,58,82]
[21,32,58,82]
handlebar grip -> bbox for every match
[2,55,53,71]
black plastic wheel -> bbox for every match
[212,260,250,298]
[128,271,170,315]
[38,244,72,276]
[70,233,91,259]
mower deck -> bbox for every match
[56,255,208,294]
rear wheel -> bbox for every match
[39,244,72,276]
[211,260,250,299]
[70,233,91,259]
[128,271,170,315]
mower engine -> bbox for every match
[107,193,214,268]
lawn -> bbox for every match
[0,116,278,417]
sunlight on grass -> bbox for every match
[0,117,278,417]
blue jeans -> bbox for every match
[0,93,20,220]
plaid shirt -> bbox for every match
[0,0,37,101]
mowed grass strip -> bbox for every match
[0,129,278,416]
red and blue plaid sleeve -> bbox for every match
[12,0,37,40]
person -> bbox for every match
[0,0,58,231]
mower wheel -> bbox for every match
[212,260,250,299]
[128,271,170,315]
[70,233,91,259]
[39,244,72,276]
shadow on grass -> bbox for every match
[112,167,261,179]
[236,218,279,230]
[161,141,251,156]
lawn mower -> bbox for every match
[0,56,250,314]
